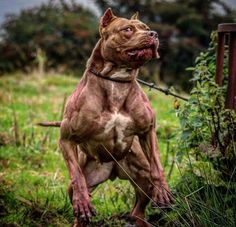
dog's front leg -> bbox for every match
[59,139,96,225]
[139,127,172,207]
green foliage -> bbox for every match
[177,32,236,171]
[165,32,236,226]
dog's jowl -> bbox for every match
[40,8,172,227]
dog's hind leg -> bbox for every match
[116,137,152,227]
[139,128,172,207]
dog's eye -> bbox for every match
[124,27,133,32]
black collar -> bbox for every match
[89,68,133,83]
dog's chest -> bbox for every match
[103,112,132,147]
[81,111,134,161]
[71,79,154,158]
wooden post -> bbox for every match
[216,23,236,112]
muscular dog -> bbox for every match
[39,8,171,227]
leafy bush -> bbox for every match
[178,32,236,178]
[163,32,236,226]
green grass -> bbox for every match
[0,73,182,226]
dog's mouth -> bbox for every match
[126,43,159,62]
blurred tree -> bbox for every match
[95,0,236,90]
[0,0,98,74]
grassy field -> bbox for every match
[0,73,183,226]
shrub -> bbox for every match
[166,32,236,226]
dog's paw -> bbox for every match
[151,181,173,209]
[72,192,96,223]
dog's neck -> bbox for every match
[86,39,139,82]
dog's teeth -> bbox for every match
[128,51,136,56]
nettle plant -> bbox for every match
[177,32,236,183]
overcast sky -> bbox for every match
[0,0,235,25]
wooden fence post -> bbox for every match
[215,23,236,112]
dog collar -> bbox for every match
[89,68,133,83]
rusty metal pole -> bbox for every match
[216,23,236,112]
[226,30,236,111]
[215,32,225,86]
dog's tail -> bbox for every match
[37,121,61,127]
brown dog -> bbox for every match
[39,8,171,227]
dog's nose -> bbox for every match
[148,31,158,38]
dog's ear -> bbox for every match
[100,8,117,28]
[131,12,139,20]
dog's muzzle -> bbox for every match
[126,31,159,62]
[148,30,158,39]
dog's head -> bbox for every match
[99,8,159,69]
